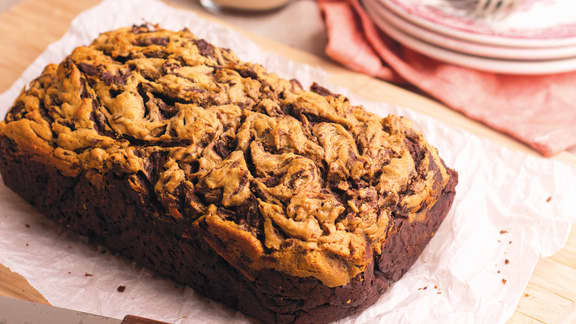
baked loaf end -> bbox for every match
[0,24,457,323]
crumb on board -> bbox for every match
[497,270,501,274]
[509,241,512,244]
[437,292,441,294]
[502,279,507,285]
[546,196,552,203]
[499,230,508,234]
[505,259,509,265]
[25,243,29,247]
[67,272,71,275]
[25,224,30,228]
[84,273,94,277]
[434,285,438,289]
[117,285,126,293]
[524,293,530,297]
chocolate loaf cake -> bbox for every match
[0,25,457,323]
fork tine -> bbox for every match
[493,0,514,18]
[505,0,519,14]
[492,0,502,14]
[473,0,489,15]
[482,0,501,16]
[474,0,519,18]
[496,0,518,18]
[484,0,501,15]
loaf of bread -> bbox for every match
[0,25,457,323]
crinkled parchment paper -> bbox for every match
[1,1,576,323]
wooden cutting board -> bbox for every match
[0,0,575,323]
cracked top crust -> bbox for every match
[0,25,454,287]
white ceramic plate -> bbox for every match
[364,2,576,74]
[381,0,576,48]
[365,0,576,60]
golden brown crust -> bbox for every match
[0,25,454,287]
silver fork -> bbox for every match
[473,0,520,18]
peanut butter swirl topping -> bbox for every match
[0,25,453,287]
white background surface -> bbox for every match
[1,0,576,323]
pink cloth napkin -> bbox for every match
[318,0,576,156]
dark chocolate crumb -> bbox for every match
[193,39,214,58]
[290,79,303,91]
[504,259,509,265]
[499,230,508,234]
[68,272,71,275]
[310,82,334,97]
[25,224,30,228]
[502,279,507,285]
[25,243,29,247]
[509,241,512,244]
[546,196,552,203]
[497,270,501,274]
[117,285,126,293]
[85,273,94,277]
[423,286,427,290]
[137,37,169,47]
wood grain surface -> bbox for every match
[0,0,575,323]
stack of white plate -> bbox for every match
[363,0,576,74]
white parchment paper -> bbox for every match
[1,1,576,323]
